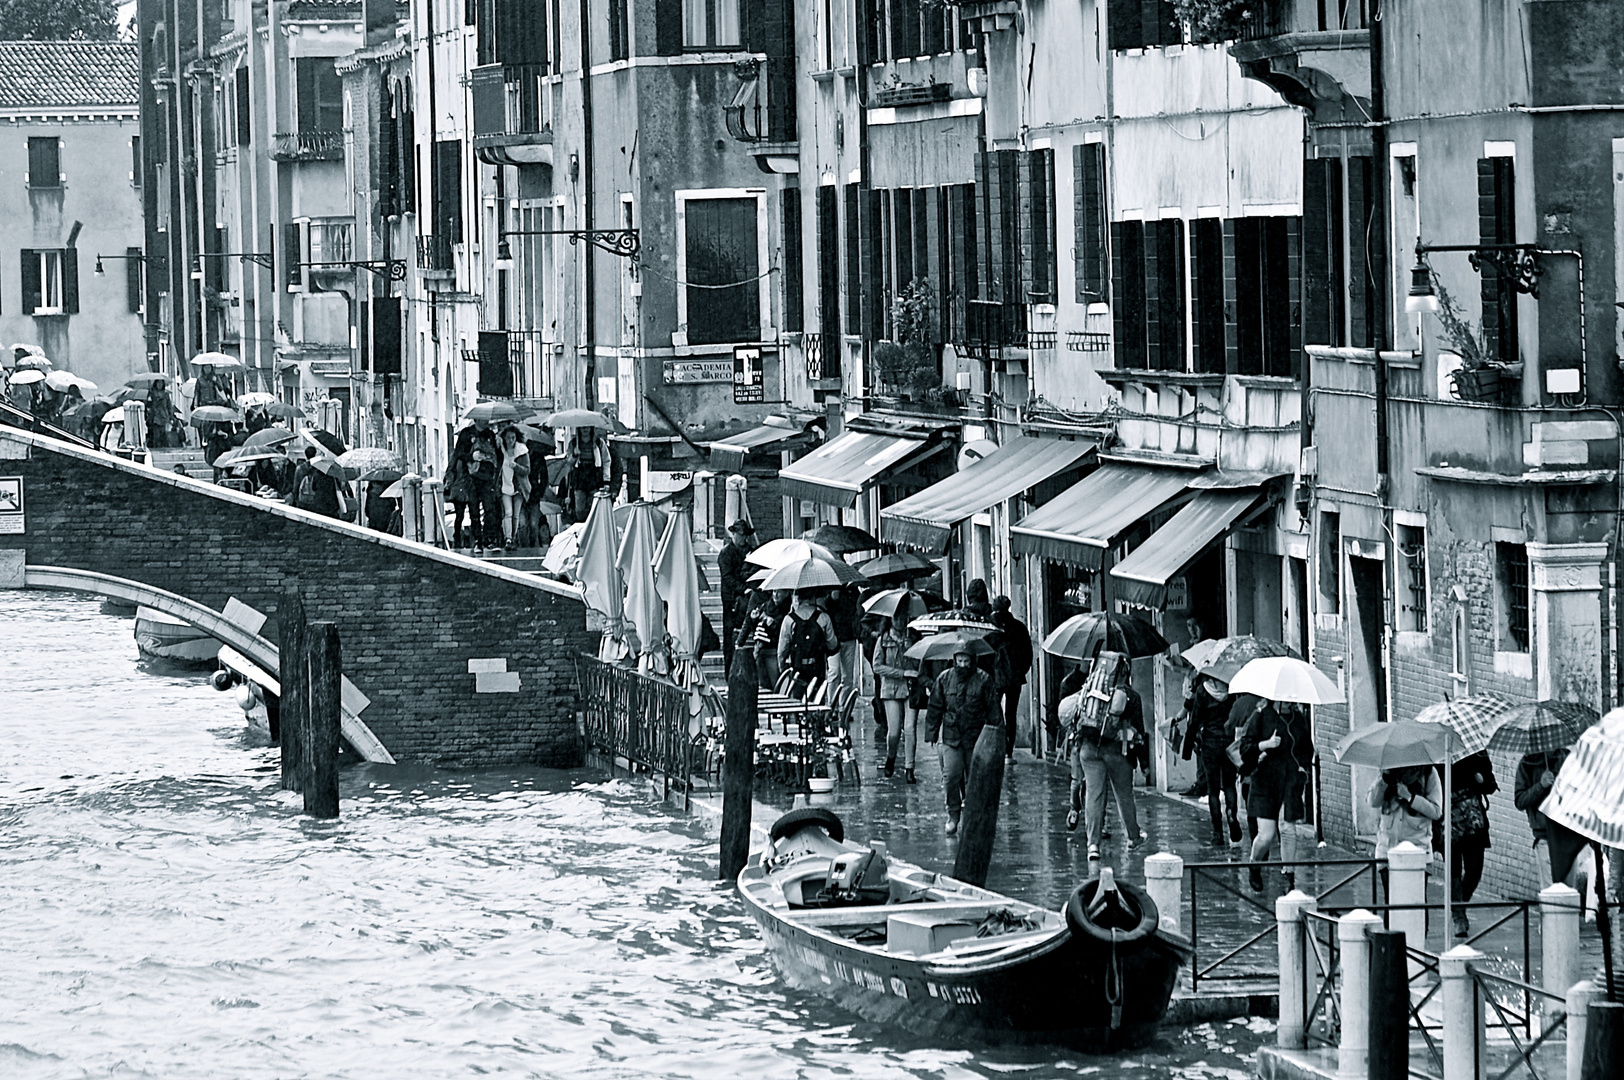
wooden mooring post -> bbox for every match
[303,621,342,819]
[277,588,308,793]
[718,647,758,882]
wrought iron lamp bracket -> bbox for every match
[501,229,641,260]
[1417,242,1545,298]
[302,259,408,281]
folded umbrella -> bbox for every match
[801,523,879,555]
[1228,656,1344,705]
[905,631,993,663]
[1487,699,1601,757]
[758,555,866,592]
[1042,611,1168,660]
[1335,720,1465,770]
[745,536,839,570]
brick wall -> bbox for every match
[0,431,597,767]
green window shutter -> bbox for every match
[126,246,143,313]
[20,249,40,313]
[63,248,79,314]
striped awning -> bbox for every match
[1109,488,1261,606]
[779,429,936,508]
[1009,463,1191,569]
[708,423,812,472]
[1542,706,1624,847]
[879,436,1097,552]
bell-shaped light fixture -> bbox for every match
[94,256,106,276]
[1405,254,1440,314]
[494,237,513,270]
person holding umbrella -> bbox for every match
[1189,674,1243,846]
[776,589,838,693]
[1370,764,1443,897]
[872,610,922,782]
[925,640,1000,836]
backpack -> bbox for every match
[786,612,828,679]
[295,470,317,509]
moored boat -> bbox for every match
[738,808,1192,1049]
[134,606,220,664]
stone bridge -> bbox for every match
[0,426,596,767]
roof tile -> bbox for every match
[0,41,139,110]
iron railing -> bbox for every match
[575,654,694,808]
[957,299,1028,357]
[270,130,344,162]
[505,329,554,399]
[416,235,454,272]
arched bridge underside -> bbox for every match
[0,427,596,767]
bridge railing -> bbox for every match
[574,654,694,808]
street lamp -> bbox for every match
[1404,251,1440,314]
[94,252,145,276]
[493,227,641,271]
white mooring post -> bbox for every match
[1277,889,1319,1049]
[1440,945,1486,1080]
[1566,980,1601,1080]
[1387,841,1430,976]
[401,474,422,541]
[1338,908,1384,1078]
[1144,852,1184,935]
[1540,883,1581,1029]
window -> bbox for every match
[294,57,343,132]
[1397,523,1428,633]
[1025,149,1056,303]
[820,184,842,342]
[1451,607,1468,679]
[236,66,251,144]
[1111,219,1184,370]
[1073,142,1107,303]
[20,248,77,314]
[1191,217,1225,372]
[1318,510,1341,615]
[27,137,60,188]
[1497,541,1530,652]
[781,186,802,333]
[1233,216,1300,377]
[130,135,141,188]
[433,140,463,244]
[125,246,143,314]
[859,0,959,64]
[1478,155,1517,364]
[609,0,629,61]
[681,194,760,345]
[844,182,861,335]
[1107,0,1180,51]
[683,0,740,48]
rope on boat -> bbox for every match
[1106,930,1124,1031]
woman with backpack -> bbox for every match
[1441,750,1497,938]
[776,591,838,694]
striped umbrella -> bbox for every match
[1486,700,1601,757]
[911,610,998,636]
[1412,695,1518,757]
[1543,707,1624,848]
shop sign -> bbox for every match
[0,476,22,534]
[733,346,764,404]
[1165,577,1189,610]
[664,359,733,385]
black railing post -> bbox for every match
[1369,929,1410,1080]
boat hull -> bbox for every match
[134,607,219,665]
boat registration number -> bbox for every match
[793,944,980,1005]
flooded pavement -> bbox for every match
[0,592,1272,1079]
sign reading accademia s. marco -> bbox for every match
[663,359,732,384]
[0,476,22,534]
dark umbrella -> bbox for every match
[1196,635,1298,684]
[1487,700,1601,757]
[905,631,994,663]
[1041,611,1169,660]
[125,372,170,386]
[242,426,296,450]
[612,502,670,536]
[466,400,528,424]
[801,523,880,555]
[859,551,937,580]
[304,429,346,456]
[265,402,301,420]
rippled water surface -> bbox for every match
[1,593,1268,1079]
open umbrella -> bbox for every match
[7,368,45,385]
[1336,720,1465,770]
[617,502,666,670]
[1229,656,1345,705]
[189,405,243,426]
[1042,611,1169,660]
[310,456,348,479]
[302,428,346,456]
[1487,700,1601,757]
[1413,695,1517,757]
[359,467,405,484]
[190,352,242,370]
[242,426,296,450]
[337,448,407,478]
[862,588,930,621]
[264,401,301,420]
[544,408,611,430]
[1180,638,1223,670]
[43,370,81,392]
[758,555,866,592]
[911,610,998,635]
[1536,707,1624,1002]
[801,523,880,555]
[859,551,937,580]
[216,448,287,469]
[465,400,527,424]
[1195,635,1298,684]
[542,521,586,579]
[905,631,994,664]
[239,392,277,408]
[125,372,169,386]
[12,353,51,372]
[745,537,839,570]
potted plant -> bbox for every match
[1174,0,1260,43]
[874,278,943,402]
[1434,282,1521,404]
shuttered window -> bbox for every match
[1073,142,1107,303]
[294,58,343,133]
[1107,0,1180,51]
[27,137,59,189]
[782,186,803,334]
[818,184,841,342]
[433,140,463,244]
[20,248,75,314]
[235,66,251,144]
[1190,218,1225,373]
[684,196,760,345]
[1478,156,1517,364]
[1025,149,1056,302]
[126,246,143,314]
[843,182,860,336]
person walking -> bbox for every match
[497,426,531,551]
[1370,765,1442,898]
[991,595,1032,760]
[828,584,861,691]
[1236,695,1295,891]
[1514,748,1585,889]
[1190,674,1244,845]
[1442,750,1497,938]
[871,611,920,781]
[1071,653,1147,859]
[291,446,343,518]
[743,589,790,689]
[777,590,838,693]
[924,643,999,836]
[717,519,756,674]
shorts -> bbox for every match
[1247,763,1289,821]
[1283,770,1308,824]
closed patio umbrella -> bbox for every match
[655,509,709,720]
[618,501,667,673]
[575,495,625,660]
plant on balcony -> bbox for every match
[1433,281,1521,404]
[874,278,948,404]
[1173,0,1256,43]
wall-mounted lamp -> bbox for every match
[1404,253,1440,314]
[94,252,145,276]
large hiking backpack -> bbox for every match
[785,612,828,680]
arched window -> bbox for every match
[1451,606,1468,678]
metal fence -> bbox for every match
[575,655,694,808]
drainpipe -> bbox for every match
[1369,4,1395,728]
[580,0,596,411]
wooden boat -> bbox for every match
[134,606,219,664]
[738,808,1192,1049]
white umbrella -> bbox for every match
[7,368,45,385]
[44,370,82,392]
[542,521,586,580]
[576,493,626,661]
[617,502,666,673]
[1228,656,1345,705]
[240,391,277,407]
[191,352,243,370]
[744,536,839,570]
[1543,706,1624,1001]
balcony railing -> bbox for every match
[471,63,554,164]
[723,58,797,146]
[416,235,453,272]
[270,130,344,162]
[1236,0,1369,41]
[504,329,554,399]
[957,300,1028,357]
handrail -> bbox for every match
[575,653,694,808]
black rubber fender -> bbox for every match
[768,807,844,845]
[1065,879,1159,945]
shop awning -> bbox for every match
[1009,463,1192,569]
[879,436,1097,551]
[1109,488,1263,606]
[779,429,935,508]
[708,423,812,473]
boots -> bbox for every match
[905,768,916,784]
[1249,864,1265,892]
[1229,817,1243,843]
[884,757,895,778]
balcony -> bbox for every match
[416,235,453,274]
[955,300,1027,359]
[471,64,554,166]
[271,130,344,162]
[723,58,798,172]
[1228,0,1370,121]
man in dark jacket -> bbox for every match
[717,519,756,674]
[992,595,1032,760]
[925,645,998,835]
[1188,675,1243,846]
[291,446,342,518]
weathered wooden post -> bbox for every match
[303,621,341,819]
[952,721,1005,888]
[719,647,758,882]
[277,587,307,793]
[1583,1002,1624,1080]
[1368,928,1410,1080]
[1569,981,1601,1080]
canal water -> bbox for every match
[1,593,1269,1079]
